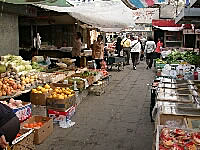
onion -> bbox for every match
[15,100,22,107]
[9,98,15,104]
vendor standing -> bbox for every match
[72,32,82,67]
[0,103,20,149]
[92,35,104,69]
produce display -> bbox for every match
[31,62,46,72]
[99,69,109,77]
[156,59,167,64]
[0,72,39,97]
[48,87,74,100]
[166,51,200,65]
[0,53,111,149]
[23,122,44,129]
[0,98,23,109]
[0,54,33,73]
[32,84,52,94]
[159,127,200,150]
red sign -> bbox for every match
[152,19,182,27]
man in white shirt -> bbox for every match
[145,36,156,69]
[130,36,141,70]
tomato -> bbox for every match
[24,123,29,128]
[37,122,43,127]
[33,123,38,127]
[28,123,34,128]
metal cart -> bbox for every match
[106,56,125,71]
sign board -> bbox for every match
[133,8,159,24]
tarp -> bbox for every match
[36,1,137,28]
[36,1,159,29]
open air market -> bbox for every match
[1,0,200,149]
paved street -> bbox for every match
[37,61,155,150]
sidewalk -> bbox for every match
[37,61,155,150]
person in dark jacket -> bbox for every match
[0,103,20,149]
[115,37,122,56]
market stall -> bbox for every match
[0,53,110,149]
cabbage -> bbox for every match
[25,65,32,70]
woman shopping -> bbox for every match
[92,35,104,69]
[0,103,20,149]
[155,37,163,59]
[145,36,156,69]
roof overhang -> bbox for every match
[190,0,200,7]
[175,8,200,24]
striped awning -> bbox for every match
[122,0,168,9]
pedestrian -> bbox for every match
[155,37,163,59]
[145,36,156,69]
[130,36,141,70]
[72,32,82,67]
[138,35,145,61]
[121,34,131,65]
[0,103,20,150]
[115,37,122,56]
[92,35,104,69]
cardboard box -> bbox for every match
[47,95,76,111]
[159,114,187,128]
[30,92,50,106]
[31,105,47,117]
[48,106,76,123]
[50,83,71,88]
[22,116,53,144]
[13,102,32,122]
[186,116,200,130]
[12,129,35,150]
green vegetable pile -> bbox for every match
[166,50,200,66]
[156,59,167,64]
[31,62,45,72]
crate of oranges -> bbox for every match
[22,116,53,144]
[30,84,53,106]
[47,87,75,111]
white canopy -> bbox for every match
[36,0,159,29]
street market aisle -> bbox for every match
[37,61,155,150]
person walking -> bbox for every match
[155,37,163,59]
[139,35,145,61]
[0,103,20,150]
[121,34,131,65]
[92,35,104,69]
[130,36,141,70]
[145,36,156,69]
[72,32,82,67]
[115,37,122,57]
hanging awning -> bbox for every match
[99,28,123,32]
[35,1,137,29]
[153,26,183,31]
[175,8,200,24]
[121,0,168,9]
